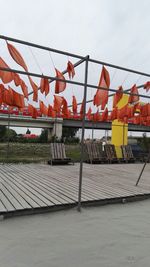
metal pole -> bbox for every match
[0,67,150,100]
[1,35,150,78]
[77,55,89,212]
[28,57,86,96]
[69,83,145,108]
[92,124,94,141]
[123,124,125,145]
[136,150,150,186]
[6,108,11,161]
[0,35,85,60]
[89,58,150,78]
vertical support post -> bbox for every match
[77,55,89,211]
[123,124,125,145]
[92,123,94,141]
[136,150,150,186]
[6,108,11,161]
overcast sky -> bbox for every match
[0,0,150,137]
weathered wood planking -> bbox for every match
[0,163,150,216]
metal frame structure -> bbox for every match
[0,35,150,210]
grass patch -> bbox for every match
[0,143,81,163]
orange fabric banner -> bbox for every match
[67,61,75,79]
[93,66,110,110]
[128,84,139,104]
[55,69,66,94]
[72,95,77,114]
[0,57,14,84]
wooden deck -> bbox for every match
[0,163,150,218]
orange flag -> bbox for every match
[62,98,69,118]
[3,87,13,106]
[93,66,110,110]
[80,100,84,116]
[144,81,150,92]
[0,57,14,84]
[0,56,29,99]
[7,42,38,102]
[67,61,75,79]
[53,95,63,113]
[2,86,25,108]
[7,42,28,71]
[0,84,5,104]
[93,110,101,122]
[101,108,108,121]
[117,105,128,121]
[127,106,134,118]
[39,101,48,116]
[28,76,38,102]
[40,77,50,96]
[12,72,28,99]
[113,86,123,108]
[12,88,25,108]
[86,107,92,120]
[13,73,21,86]
[72,95,77,114]
[109,107,118,121]
[141,103,150,117]
[48,105,56,118]
[128,84,139,104]
[55,69,66,94]
[28,104,38,119]
[20,80,28,99]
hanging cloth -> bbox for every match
[93,110,101,122]
[55,69,66,94]
[67,61,75,79]
[93,66,110,110]
[86,107,92,120]
[0,84,5,104]
[40,77,50,96]
[128,84,139,104]
[113,86,123,108]
[48,105,56,118]
[72,95,77,114]
[6,42,38,101]
[144,81,150,92]
[101,108,108,121]
[28,104,38,119]
[53,95,63,113]
[0,57,14,84]
[39,101,48,116]
[62,98,70,118]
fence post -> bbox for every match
[77,55,89,211]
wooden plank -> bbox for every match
[0,188,14,212]
[0,163,150,217]
[23,164,106,201]
[0,170,37,209]
[0,199,7,213]
[0,166,49,207]
[5,164,74,204]
[0,183,23,210]
[11,164,93,201]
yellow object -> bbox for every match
[111,94,129,158]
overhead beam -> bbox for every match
[0,67,150,100]
[28,57,86,96]
[1,35,150,78]
[0,35,85,59]
[69,83,146,107]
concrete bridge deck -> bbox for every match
[0,114,150,132]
